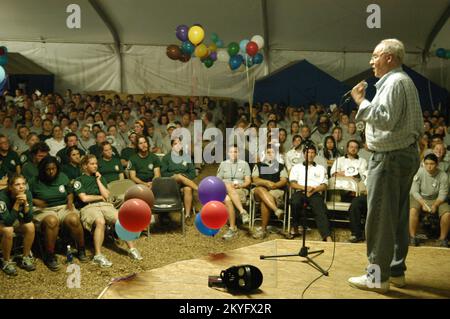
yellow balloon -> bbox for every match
[195,44,208,58]
[209,43,217,52]
[188,26,205,46]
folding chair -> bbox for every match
[107,179,136,208]
[149,177,185,235]
[326,176,360,222]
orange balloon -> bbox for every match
[195,44,208,58]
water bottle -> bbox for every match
[66,245,73,264]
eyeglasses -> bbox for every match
[370,52,389,61]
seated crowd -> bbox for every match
[0,89,449,278]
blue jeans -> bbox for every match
[365,144,420,281]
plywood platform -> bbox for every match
[99,240,450,299]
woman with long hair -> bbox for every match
[320,135,340,176]
[161,138,198,220]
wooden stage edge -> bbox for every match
[99,239,450,299]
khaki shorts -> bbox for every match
[410,197,450,218]
[33,204,79,226]
[226,188,250,205]
[269,189,285,208]
[80,202,117,232]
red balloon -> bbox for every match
[179,52,191,62]
[119,198,152,232]
[200,201,228,229]
[246,41,259,57]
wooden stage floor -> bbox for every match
[99,240,450,299]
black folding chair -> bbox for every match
[149,177,185,235]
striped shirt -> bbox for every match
[356,67,423,152]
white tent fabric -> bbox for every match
[1,0,449,99]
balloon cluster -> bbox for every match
[226,35,265,71]
[167,24,219,69]
[167,25,265,71]
[116,184,154,240]
[435,48,450,60]
[195,176,229,236]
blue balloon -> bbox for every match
[239,39,249,54]
[195,213,220,237]
[115,220,141,241]
[181,41,195,55]
[229,54,243,70]
[0,66,5,83]
[0,46,7,66]
[253,53,264,64]
[436,48,447,58]
[216,39,225,48]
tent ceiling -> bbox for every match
[1,0,448,53]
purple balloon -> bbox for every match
[176,24,189,42]
[209,51,217,61]
[198,176,227,205]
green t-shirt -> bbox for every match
[0,150,20,178]
[20,149,32,165]
[98,157,124,184]
[161,152,196,180]
[62,163,81,182]
[29,173,72,207]
[0,189,33,226]
[22,162,38,182]
[128,152,160,182]
[121,147,136,161]
[73,174,108,209]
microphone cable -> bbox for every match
[300,155,339,299]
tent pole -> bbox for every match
[88,0,123,93]
[422,4,450,63]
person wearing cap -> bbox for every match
[161,123,177,154]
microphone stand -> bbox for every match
[260,138,328,276]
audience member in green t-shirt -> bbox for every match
[98,141,124,184]
[128,135,161,187]
[161,137,198,218]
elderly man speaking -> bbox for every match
[348,39,423,293]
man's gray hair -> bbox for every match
[379,39,405,64]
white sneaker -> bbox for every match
[348,274,389,293]
[222,228,238,240]
[390,275,406,288]
[129,248,143,261]
[275,209,285,220]
[93,254,113,268]
[240,210,250,224]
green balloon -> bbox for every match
[446,50,450,59]
[227,42,239,56]
[203,58,213,68]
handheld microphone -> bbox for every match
[343,81,368,98]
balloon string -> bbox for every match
[245,55,252,123]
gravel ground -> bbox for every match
[0,165,444,299]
